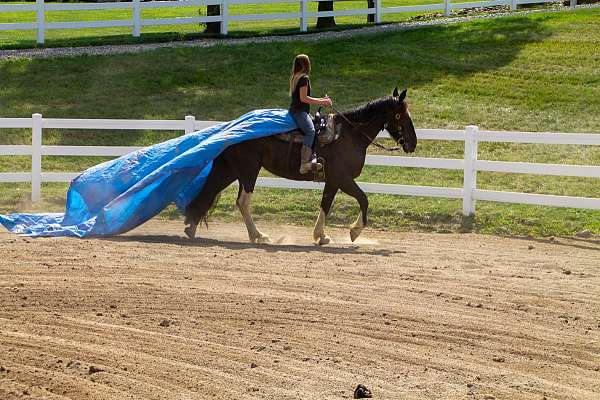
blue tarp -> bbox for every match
[0,109,296,238]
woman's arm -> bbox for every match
[299,86,333,107]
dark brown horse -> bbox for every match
[184,87,417,244]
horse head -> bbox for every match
[386,87,417,153]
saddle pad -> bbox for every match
[275,114,340,146]
[274,130,304,144]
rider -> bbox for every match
[289,54,333,174]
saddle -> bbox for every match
[275,110,341,147]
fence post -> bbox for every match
[300,0,308,32]
[570,0,576,9]
[375,0,382,23]
[36,0,45,44]
[462,125,478,216]
[444,0,451,16]
[184,115,196,135]
[31,113,43,202]
[221,0,228,35]
[133,0,141,37]
[510,0,517,12]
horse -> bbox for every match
[184,87,417,245]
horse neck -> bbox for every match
[341,104,389,148]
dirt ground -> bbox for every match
[0,220,599,400]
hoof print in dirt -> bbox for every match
[66,360,81,369]
[354,384,372,398]
[88,365,105,374]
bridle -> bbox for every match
[328,105,406,152]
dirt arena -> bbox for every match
[0,220,599,399]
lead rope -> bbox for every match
[327,105,401,152]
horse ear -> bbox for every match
[399,89,407,102]
[392,86,399,97]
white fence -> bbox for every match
[1,113,600,215]
[0,0,580,43]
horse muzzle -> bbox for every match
[400,140,415,153]
[397,138,413,153]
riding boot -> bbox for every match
[299,145,322,174]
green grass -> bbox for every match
[0,0,561,49]
[1,8,599,237]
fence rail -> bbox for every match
[1,113,600,215]
[0,0,580,43]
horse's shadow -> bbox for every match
[102,234,405,257]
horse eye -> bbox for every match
[395,114,401,120]
[399,138,405,145]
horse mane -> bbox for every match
[341,96,405,123]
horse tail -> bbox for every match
[185,155,235,229]
[201,190,222,228]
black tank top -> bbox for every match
[289,75,311,114]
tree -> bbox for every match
[367,0,375,23]
[205,5,221,34]
[316,1,336,29]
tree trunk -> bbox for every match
[367,0,375,23]
[316,1,336,29]
[205,5,221,34]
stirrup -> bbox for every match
[311,158,323,171]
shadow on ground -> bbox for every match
[103,234,406,256]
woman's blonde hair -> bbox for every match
[289,54,311,96]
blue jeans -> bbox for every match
[291,111,316,148]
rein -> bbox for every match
[328,105,401,152]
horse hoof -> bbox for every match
[253,235,271,244]
[350,229,362,242]
[184,225,197,240]
[317,236,331,246]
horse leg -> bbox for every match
[184,159,236,240]
[313,182,338,245]
[339,180,368,242]
[236,167,270,244]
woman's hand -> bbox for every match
[321,96,333,107]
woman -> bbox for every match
[289,54,333,174]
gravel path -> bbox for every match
[1,4,597,60]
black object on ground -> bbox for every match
[354,384,373,398]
